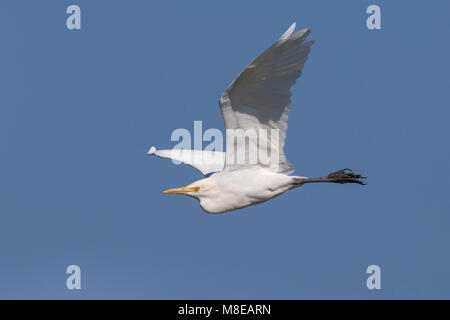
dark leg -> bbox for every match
[294,169,366,185]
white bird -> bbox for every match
[149,23,365,214]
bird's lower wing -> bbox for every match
[147,146,225,176]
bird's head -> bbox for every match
[163,180,212,199]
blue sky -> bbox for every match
[1,0,449,299]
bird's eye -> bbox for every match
[192,186,200,192]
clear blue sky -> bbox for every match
[1,0,449,299]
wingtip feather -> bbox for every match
[147,146,157,155]
[280,22,296,40]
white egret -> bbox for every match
[148,23,365,213]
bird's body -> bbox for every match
[186,167,299,213]
[149,23,365,213]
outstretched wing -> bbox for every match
[147,146,225,176]
[219,23,314,174]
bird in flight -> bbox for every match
[149,23,365,213]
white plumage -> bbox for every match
[148,23,365,213]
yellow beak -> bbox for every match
[163,187,199,194]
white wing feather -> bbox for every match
[219,23,314,174]
[148,146,225,176]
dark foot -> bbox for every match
[327,168,366,185]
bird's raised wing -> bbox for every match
[147,146,225,176]
[219,23,314,174]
